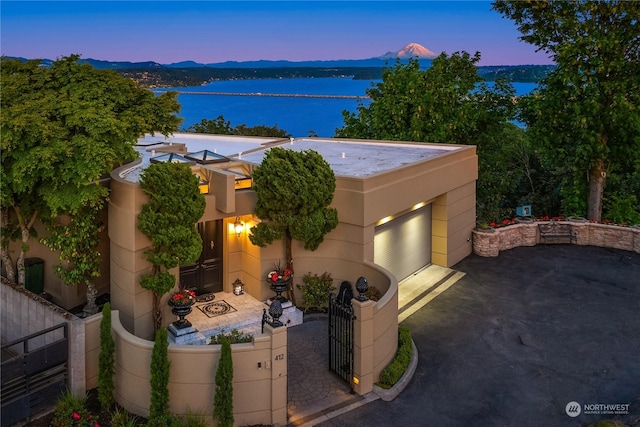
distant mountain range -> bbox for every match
[8,43,439,70]
[5,43,554,86]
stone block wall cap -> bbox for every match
[474,227,495,233]
[568,216,589,223]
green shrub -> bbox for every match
[52,390,93,427]
[214,336,234,427]
[209,328,253,345]
[604,194,640,224]
[111,406,142,427]
[180,407,208,427]
[297,272,335,312]
[98,302,115,409]
[149,327,173,426]
[378,326,413,388]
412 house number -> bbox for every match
[275,354,284,361]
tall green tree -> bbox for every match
[336,53,519,222]
[184,115,292,138]
[249,147,338,305]
[493,0,640,220]
[138,162,205,333]
[98,302,115,409]
[149,327,172,426]
[213,336,234,427]
[0,55,181,285]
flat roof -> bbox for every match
[240,138,461,178]
[120,133,463,181]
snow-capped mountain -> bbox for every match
[379,43,438,60]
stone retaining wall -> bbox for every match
[473,221,640,257]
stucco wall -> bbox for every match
[111,310,287,426]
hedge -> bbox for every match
[378,325,413,388]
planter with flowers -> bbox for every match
[267,263,293,303]
[168,288,196,328]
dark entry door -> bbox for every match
[180,220,223,296]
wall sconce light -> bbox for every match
[234,217,244,236]
[232,278,245,296]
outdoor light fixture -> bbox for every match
[234,217,244,236]
[232,278,245,296]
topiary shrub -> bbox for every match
[213,336,234,427]
[98,302,115,409]
[378,326,413,388]
[297,272,335,312]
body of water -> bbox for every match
[158,79,537,137]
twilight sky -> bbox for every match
[1,1,553,66]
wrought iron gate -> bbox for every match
[328,293,356,389]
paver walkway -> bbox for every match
[285,264,464,426]
[286,315,362,426]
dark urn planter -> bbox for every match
[268,279,291,303]
[168,300,194,329]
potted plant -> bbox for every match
[167,287,196,328]
[266,262,293,303]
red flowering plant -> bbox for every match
[267,262,293,283]
[169,288,196,306]
[70,411,99,427]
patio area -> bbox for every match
[168,291,303,344]
[168,291,267,344]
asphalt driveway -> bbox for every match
[318,245,640,427]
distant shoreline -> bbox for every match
[117,65,553,88]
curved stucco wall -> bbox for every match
[365,262,399,386]
[110,310,287,426]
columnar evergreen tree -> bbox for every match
[149,327,172,426]
[98,302,115,409]
[213,336,234,427]
[249,147,339,305]
[1,55,181,286]
[138,162,205,333]
[493,0,640,221]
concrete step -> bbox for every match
[398,265,466,323]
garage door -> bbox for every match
[374,204,432,281]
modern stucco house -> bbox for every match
[108,133,477,339]
[2,132,477,424]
